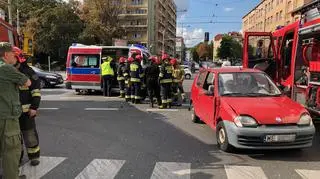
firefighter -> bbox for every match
[124,57,134,102]
[159,54,173,109]
[171,58,185,106]
[101,56,115,97]
[130,55,144,104]
[13,47,41,167]
[117,57,126,98]
[145,56,161,108]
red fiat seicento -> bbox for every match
[190,67,315,152]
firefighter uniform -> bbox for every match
[117,57,126,98]
[0,42,29,179]
[172,61,185,105]
[101,56,115,97]
[145,57,161,108]
[124,57,133,102]
[18,62,41,166]
[159,56,173,109]
[130,56,144,104]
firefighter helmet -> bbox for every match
[128,57,134,63]
[170,58,178,65]
[119,57,126,63]
[162,54,169,60]
[13,46,26,63]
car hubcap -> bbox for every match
[219,128,226,144]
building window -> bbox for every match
[131,0,143,5]
[279,10,283,20]
[133,33,141,38]
[287,1,292,12]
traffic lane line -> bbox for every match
[224,165,268,179]
[84,108,120,111]
[39,108,60,110]
[146,109,180,112]
[20,156,66,178]
[75,159,125,179]
[151,162,191,179]
[296,169,320,179]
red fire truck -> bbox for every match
[0,18,19,46]
[243,1,320,120]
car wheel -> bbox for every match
[185,74,191,79]
[191,104,200,123]
[40,79,46,89]
[216,121,233,152]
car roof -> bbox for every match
[202,67,261,73]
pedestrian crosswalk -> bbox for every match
[17,156,320,179]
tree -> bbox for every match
[216,35,243,63]
[25,2,83,63]
[196,42,210,59]
[79,0,126,45]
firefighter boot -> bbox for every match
[31,158,40,166]
[159,103,167,109]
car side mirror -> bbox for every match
[206,85,214,96]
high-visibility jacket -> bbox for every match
[101,61,114,76]
[173,66,185,83]
[130,61,143,83]
[159,63,173,84]
[19,63,41,113]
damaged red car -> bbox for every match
[190,67,315,152]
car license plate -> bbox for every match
[264,134,296,143]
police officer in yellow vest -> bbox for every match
[101,56,115,97]
[0,42,31,179]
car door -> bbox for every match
[198,72,215,125]
[192,70,207,118]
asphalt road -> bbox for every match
[6,78,320,179]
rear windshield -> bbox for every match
[71,54,100,68]
[102,48,129,62]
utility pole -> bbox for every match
[7,0,12,25]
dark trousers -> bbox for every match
[103,75,113,96]
[131,82,141,102]
[118,80,125,97]
[147,78,161,106]
[19,113,40,161]
[160,83,172,105]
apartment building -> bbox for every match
[119,0,177,55]
[242,0,314,33]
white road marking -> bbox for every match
[75,159,125,179]
[84,108,119,111]
[296,169,320,179]
[20,156,66,179]
[39,108,59,110]
[151,162,191,179]
[146,109,179,112]
[224,165,268,179]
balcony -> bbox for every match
[121,24,148,28]
[158,19,166,26]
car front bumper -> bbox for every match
[223,121,315,149]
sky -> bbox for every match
[174,0,260,47]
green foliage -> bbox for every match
[216,35,243,63]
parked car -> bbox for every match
[181,65,192,79]
[30,66,64,88]
[190,67,315,152]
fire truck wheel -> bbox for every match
[216,121,233,152]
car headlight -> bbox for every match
[234,116,258,127]
[46,75,57,79]
[297,114,313,126]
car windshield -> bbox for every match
[218,72,281,97]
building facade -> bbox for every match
[175,36,185,61]
[119,0,177,55]
[242,0,314,33]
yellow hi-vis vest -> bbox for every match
[101,61,114,76]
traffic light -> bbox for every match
[204,32,209,42]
